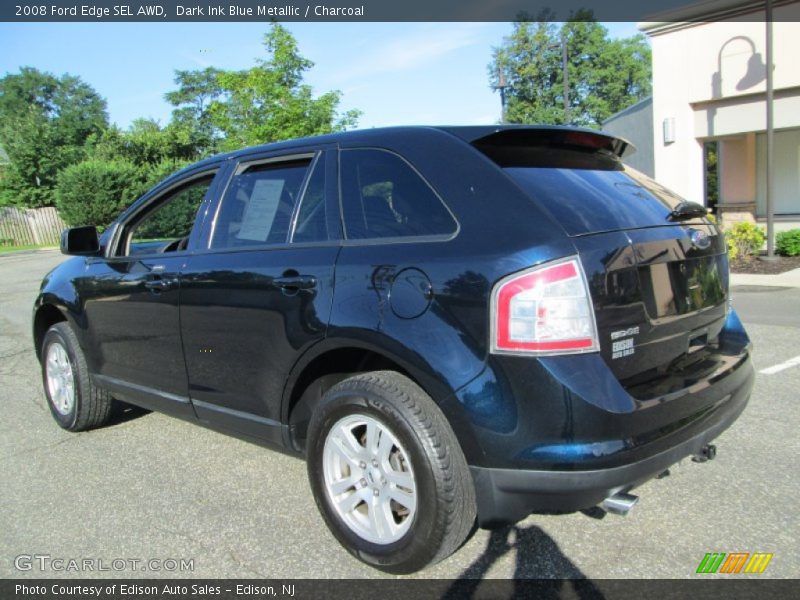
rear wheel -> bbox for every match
[41,322,113,431]
[307,371,476,573]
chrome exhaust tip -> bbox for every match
[601,492,639,516]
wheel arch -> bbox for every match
[282,336,479,457]
[33,301,68,361]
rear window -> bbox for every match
[505,167,691,237]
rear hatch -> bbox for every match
[468,127,729,394]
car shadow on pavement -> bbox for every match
[104,401,151,427]
[442,524,605,599]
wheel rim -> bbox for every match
[322,413,417,545]
[45,342,75,416]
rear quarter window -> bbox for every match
[340,149,457,240]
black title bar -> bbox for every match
[3,0,800,23]
[2,579,799,600]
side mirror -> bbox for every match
[60,226,101,256]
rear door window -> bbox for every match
[340,149,457,240]
[211,158,311,249]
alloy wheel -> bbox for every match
[46,342,75,416]
[322,414,417,545]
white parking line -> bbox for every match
[759,355,800,375]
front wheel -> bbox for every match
[307,371,476,573]
[41,322,113,431]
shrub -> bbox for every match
[723,221,765,262]
[776,228,800,257]
[55,159,143,228]
[56,158,190,230]
[133,159,189,197]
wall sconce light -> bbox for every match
[663,117,676,144]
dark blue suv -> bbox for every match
[34,126,753,573]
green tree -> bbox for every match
[165,67,223,156]
[0,67,108,207]
[13,25,363,224]
[208,23,361,151]
[489,16,651,128]
[90,118,197,166]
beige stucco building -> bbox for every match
[640,0,800,229]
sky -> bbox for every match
[0,22,642,130]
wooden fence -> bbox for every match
[0,206,66,247]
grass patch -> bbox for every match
[0,243,50,254]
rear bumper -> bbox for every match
[469,355,753,527]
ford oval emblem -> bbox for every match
[689,229,711,250]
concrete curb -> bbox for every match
[731,268,800,288]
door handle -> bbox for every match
[272,275,317,291]
[144,278,175,291]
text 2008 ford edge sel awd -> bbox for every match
[34,126,753,573]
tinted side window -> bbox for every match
[211,159,310,249]
[291,156,328,243]
[340,149,456,240]
[125,175,214,256]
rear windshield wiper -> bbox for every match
[668,201,708,221]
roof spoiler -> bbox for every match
[441,126,636,160]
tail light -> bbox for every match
[490,256,599,356]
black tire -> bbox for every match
[307,371,477,573]
[41,322,113,432]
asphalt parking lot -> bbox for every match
[1,250,798,580]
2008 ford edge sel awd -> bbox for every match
[34,126,753,573]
